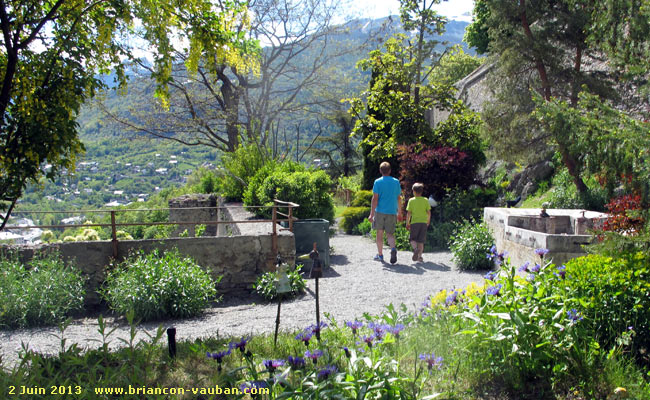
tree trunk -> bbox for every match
[519,0,588,194]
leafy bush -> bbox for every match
[102,249,218,321]
[242,160,304,208]
[398,143,480,201]
[340,206,370,234]
[448,218,494,270]
[253,264,306,301]
[371,222,411,250]
[350,190,373,207]
[425,221,456,251]
[548,167,608,211]
[221,143,270,201]
[249,168,335,222]
[563,253,650,356]
[356,219,372,236]
[0,253,85,328]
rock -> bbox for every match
[508,161,554,198]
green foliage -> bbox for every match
[253,265,306,301]
[563,253,650,356]
[102,249,218,321]
[350,190,373,207]
[356,219,372,236]
[425,221,456,251]
[339,207,370,234]
[221,143,271,201]
[0,0,258,225]
[0,253,85,328]
[448,218,494,270]
[429,44,484,85]
[547,167,607,211]
[371,222,411,251]
[249,167,335,222]
[242,160,304,207]
[464,0,491,54]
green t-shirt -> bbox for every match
[406,196,431,224]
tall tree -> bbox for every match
[468,0,629,195]
[105,0,364,154]
[0,0,257,230]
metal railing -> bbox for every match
[2,199,299,259]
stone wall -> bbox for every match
[169,194,230,237]
[485,207,607,267]
[1,206,294,308]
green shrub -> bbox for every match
[221,143,270,201]
[371,222,411,250]
[350,190,373,207]
[425,221,456,251]
[563,253,650,355]
[102,249,218,321]
[0,253,85,328]
[249,168,335,222]
[242,160,304,208]
[253,264,306,301]
[356,219,372,235]
[340,206,370,234]
[448,218,494,270]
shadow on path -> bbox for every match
[382,261,451,274]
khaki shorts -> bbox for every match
[409,223,427,243]
[372,212,397,234]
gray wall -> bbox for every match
[2,232,295,307]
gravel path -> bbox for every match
[0,233,484,368]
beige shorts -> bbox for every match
[372,212,397,234]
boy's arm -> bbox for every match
[368,193,379,221]
[406,211,412,229]
[426,209,431,225]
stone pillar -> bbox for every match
[169,194,218,237]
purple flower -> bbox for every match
[207,348,231,363]
[387,324,405,339]
[555,265,566,280]
[230,337,250,353]
[567,308,583,322]
[535,248,550,258]
[484,271,498,281]
[345,320,364,335]
[317,365,338,380]
[518,261,530,273]
[304,349,323,362]
[526,273,536,282]
[360,334,375,348]
[309,322,328,335]
[445,290,459,306]
[419,353,444,372]
[240,380,268,394]
[287,355,305,368]
[368,322,389,339]
[486,284,502,297]
[295,331,313,346]
[263,359,285,372]
[530,263,541,273]
[487,245,497,259]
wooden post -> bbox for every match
[110,211,118,259]
[274,296,282,347]
[272,202,278,257]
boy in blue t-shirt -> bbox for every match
[406,183,431,262]
[368,162,402,264]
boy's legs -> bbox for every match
[417,242,424,262]
[375,229,384,257]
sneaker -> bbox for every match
[374,254,384,262]
[390,247,397,264]
[418,256,424,262]
[412,250,418,261]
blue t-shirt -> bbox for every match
[372,176,401,215]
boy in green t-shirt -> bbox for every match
[405,183,431,262]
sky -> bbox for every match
[355,0,475,22]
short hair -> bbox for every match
[379,162,391,175]
[412,183,424,194]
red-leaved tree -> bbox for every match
[602,194,646,236]
[397,144,479,202]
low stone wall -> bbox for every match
[1,206,294,308]
[485,207,607,267]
